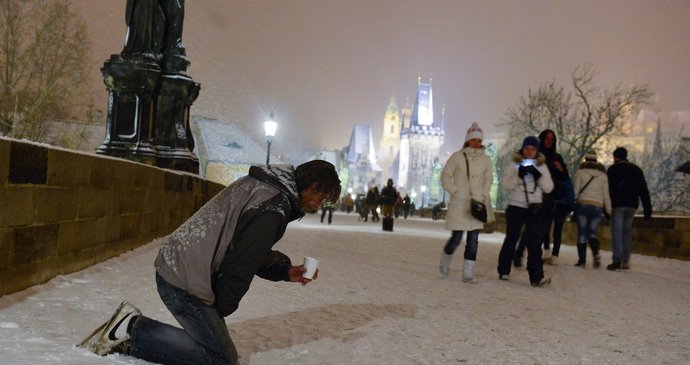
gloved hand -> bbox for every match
[527,165,542,180]
[518,165,528,179]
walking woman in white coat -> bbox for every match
[440,122,494,282]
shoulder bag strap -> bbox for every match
[578,176,595,196]
[463,153,472,197]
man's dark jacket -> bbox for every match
[538,129,569,199]
[155,165,304,317]
[607,159,652,217]
[380,185,397,205]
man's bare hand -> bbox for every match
[288,265,318,286]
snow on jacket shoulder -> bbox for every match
[154,164,303,310]
[501,152,553,208]
[441,147,494,230]
[574,161,611,214]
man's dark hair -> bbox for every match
[295,160,341,206]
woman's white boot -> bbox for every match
[440,253,452,276]
[463,259,476,283]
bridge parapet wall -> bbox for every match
[0,137,225,296]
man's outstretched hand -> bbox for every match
[288,265,318,286]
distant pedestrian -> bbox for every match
[606,147,652,271]
[380,178,398,218]
[365,186,380,222]
[439,122,494,282]
[497,136,553,287]
[573,149,611,268]
[320,202,334,224]
[344,194,354,214]
[431,202,445,220]
[402,194,411,219]
[394,192,403,218]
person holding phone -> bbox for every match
[497,136,554,287]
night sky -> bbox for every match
[78,0,690,161]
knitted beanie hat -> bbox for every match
[521,136,540,150]
[465,122,484,142]
[585,149,598,162]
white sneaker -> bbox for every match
[532,277,551,287]
[545,256,558,266]
[78,301,141,356]
[542,248,551,260]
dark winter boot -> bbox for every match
[574,243,586,267]
[589,237,601,268]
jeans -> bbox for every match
[610,207,636,264]
[575,204,603,243]
[443,230,480,260]
[497,205,546,284]
[130,274,238,365]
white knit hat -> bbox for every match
[584,149,598,162]
[465,122,483,142]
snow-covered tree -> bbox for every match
[639,123,690,213]
[503,63,654,173]
[0,0,91,141]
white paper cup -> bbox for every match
[303,256,319,279]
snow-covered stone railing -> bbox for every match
[0,137,225,297]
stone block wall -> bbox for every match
[0,137,225,296]
[491,212,690,260]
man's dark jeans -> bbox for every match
[130,274,238,365]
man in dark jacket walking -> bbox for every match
[606,147,652,271]
[80,161,341,364]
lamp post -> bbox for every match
[420,185,427,208]
[264,112,277,165]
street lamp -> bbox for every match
[264,112,277,165]
[420,185,427,208]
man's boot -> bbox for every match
[590,237,601,268]
[463,259,476,283]
[574,243,586,267]
[440,253,452,276]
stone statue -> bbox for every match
[122,0,189,74]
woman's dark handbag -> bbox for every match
[464,153,488,223]
[471,198,488,223]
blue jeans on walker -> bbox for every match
[610,207,636,264]
[575,204,603,243]
[130,273,238,365]
[443,230,480,260]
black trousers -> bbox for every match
[498,205,546,284]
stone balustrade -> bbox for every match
[0,137,225,296]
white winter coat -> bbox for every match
[501,152,554,208]
[441,147,494,231]
[574,161,612,214]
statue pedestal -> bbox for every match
[96,55,160,165]
[97,55,201,173]
[154,74,200,173]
